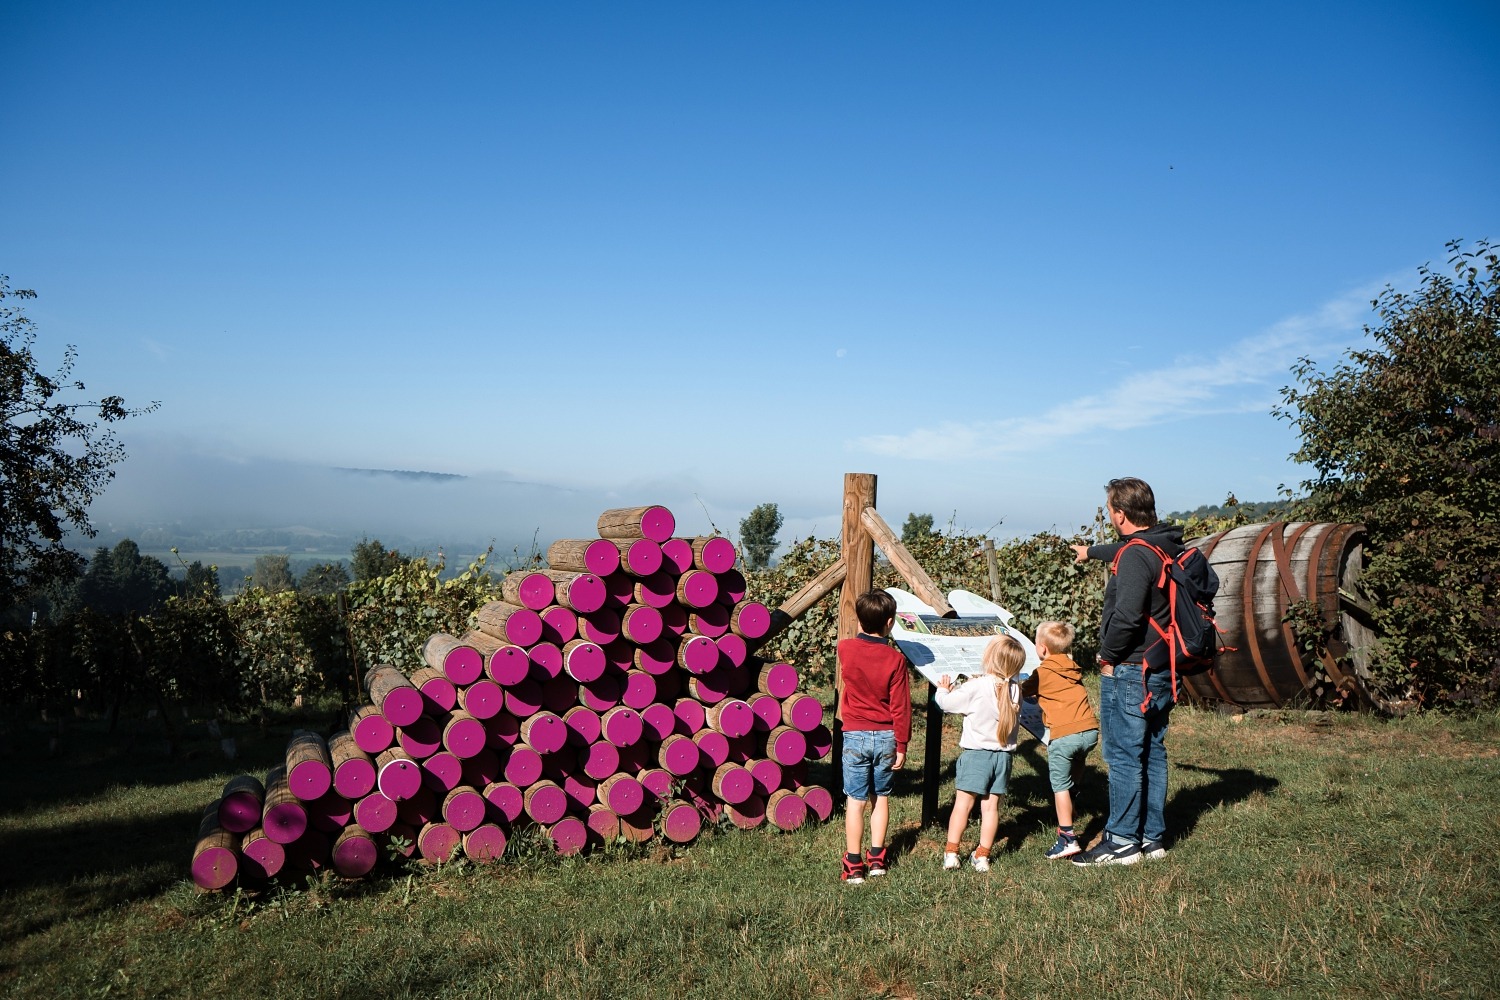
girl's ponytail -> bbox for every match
[983,635,1026,745]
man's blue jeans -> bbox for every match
[1103,664,1173,846]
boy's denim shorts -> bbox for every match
[842,729,897,801]
[1046,728,1099,792]
[955,747,1013,796]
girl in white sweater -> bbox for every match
[935,633,1024,871]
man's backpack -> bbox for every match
[1110,538,1226,702]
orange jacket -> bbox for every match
[1022,653,1099,741]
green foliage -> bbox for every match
[249,554,296,594]
[180,559,221,600]
[298,561,350,596]
[351,537,406,581]
[62,539,173,618]
[344,550,499,674]
[900,511,935,545]
[737,503,783,572]
[1276,240,1500,707]
[0,277,158,608]
[227,588,348,705]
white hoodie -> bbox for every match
[935,674,1020,752]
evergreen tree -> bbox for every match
[739,503,783,571]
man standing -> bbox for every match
[1073,477,1183,866]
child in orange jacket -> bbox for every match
[1020,621,1100,859]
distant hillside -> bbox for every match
[1168,499,1290,522]
[334,467,467,482]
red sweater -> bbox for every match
[837,633,912,751]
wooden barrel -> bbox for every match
[1186,521,1376,709]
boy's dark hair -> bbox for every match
[1106,477,1158,528]
[855,589,897,634]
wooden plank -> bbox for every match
[860,506,954,617]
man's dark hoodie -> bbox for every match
[1096,522,1186,667]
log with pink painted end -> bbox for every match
[504,679,544,719]
[437,643,484,686]
[350,706,395,754]
[717,568,748,605]
[748,693,782,732]
[520,710,568,754]
[675,569,719,609]
[640,702,676,742]
[397,717,443,760]
[601,571,637,607]
[598,773,645,815]
[688,674,728,706]
[725,793,766,830]
[564,705,602,745]
[708,699,755,739]
[546,815,590,856]
[808,724,833,760]
[659,601,688,636]
[766,726,808,766]
[687,603,730,638]
[562,772,596,811]
[729,600,771,640]
[239,829,285,880]
[657,733,701,776]
[639,767,673,800]
[485,711,521,748]
[677,635,719,674]
[578,607,621,645]
[621,604,664,644]
[691,536,737,574]
[581,537,623,575]
[632,639,676,676]
[457,678,504,721]
[540,676,579,715]
[463,822,508,862]
[483,781,524,824]
[485,644,532,687]
[442,786,488,833]
[601,705,644,747]
[562,639,607,683]
[661,799,702,843]
[376,751,424,802]
[540,605,578,645]
[578,739,620,781]
[396,785,439,827]
[766,788,809,831]
[587,804,620,844]
[421,750,463,794]
[286,731,334,802]
[527,641,563,681]
[217,775,265,834]
[578,673,622,713]
[620,669,657,709]
[332,825,378,877]
[711,763,755,805]
[673,697,706,734]
[797,784,835,821]
[353,791,397,834]
[748,758,783,797]
[615,538,664,577]
[461,747,503,788]
[756,662,800,699]
[417,821,462,863]
[693,729,730,768]
[716,632,748,668]
[308,792,354,834]
[554,572,607,614]
[659,537,694,575]
[782,694,825,732]
[523,780,569,825]
[504,570,556,611]
[443,712,489,759]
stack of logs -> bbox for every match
[192,505,836,890]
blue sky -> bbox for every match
[3,2,1497,552]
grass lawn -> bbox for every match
[1,694,1496,999]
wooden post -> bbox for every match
[836,473,877,796]
[859,507,954,617]
[984,539,1002,604]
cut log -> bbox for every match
[482,781,524,824]
[692,536,737,574]
[618,806,657,844]
[353,791,397,834]
[561,772,596,812]
[621,604,664,645]
[504,678,544,719]
[329,731,377,800]
[546,816,590,856]
[579,739,621,780]
[600,705,644,747]
[475,602,544,648]
[808,724,833,760]
[716,632,748,668]
[463,631,531,687]
[540,605,579,646]
[460,747,503,789]
[527,641,563,681]
[673,697,706,734]
[707,699,755,738]
[332,824,378,877]
[686,603,730,638]
[262,769,308,844]
[441,785,487,833]
[711,763,754,805]
[501,571,556,611]
[639,767,673,800]
[421,750,463,794]
[542,675,581,716]
[520,710,568,754]
[456,677,504,720]
[547,538,622,576]
[463,822,508,862]
[660,799,702,843]
[601,571,637,607]
[349,704,395,755]
[798,784,834,822]
[659,602,688,636]
[375,747,423,802]
[417,821,461,863]
[632,573,677,611]
[192,802,239,891]
[632,639,676,676]
[766,788,809,831]
[766,726,808,766]
[693,729,730,768]
[563,705,602,745]
[730,600,771,640]
[675,570,719,609]
[485,711,521,748]
[397,785,439,827]
[239,826,285,881]
[621,669,657,709]
[423,633,484,685]
[562,638,607,683]
[747,692,782,732]
[523,780,568,824]
[578,674,622,713]
[725,793,766,830]
[397,717,442,760]
[716,568,748,606]
[641,702,676,742]
[366,665,424,728]
[411,666,457,714]
[598,773,645,815]
[610,538,664,577]
[537,570,607,613]
[587,804,621,845]
[781,694,824,732]
[217,774,265,834]
[597,505,676,543]
[660,537,694,575]
[577,607,621,645]
[748,758,783,797]
[657,733,701,776]
[677,635,719,674]
[757,662,799,699]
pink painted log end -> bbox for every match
[377,758,424,802]
[809,724,833,760]
[587,805,621,844]
[421,751,463,794]
[218,791,263,834]
[444,715,489,759]
[563,640,607,683]
[263,801,308,845]
[240,833,285,880]
[580,740,621,781]
[731,600,771,640]
[191,842,238,891]
[483,781,525,824]
[528,641,563,681]
[678,635,719,674]
[641,702,676,742]
[693,729,730,768]
[443,787,488,832]
[726,793,766,830]
[767,789,809,831]
[767,726,808,767]
[639,767,673,800]
[353,792,397,834]
[599,774,645,815]
[503,746,543,787]
[601,706,643,747]
[487,645,531,687]
[758,662,800,699]
[333,758,377,800]
[464,823,508,862]
[523,781,569,825]
[658,733,701,776]
[352,712,395,755]
[547,816,590,856]
[417,821,462,863]
[521,711,568,754]
[798,784,835,822]
[460,678,505,720]
[661,800,702,843]
[442,645,485,686]
[332,827,378,878]
[584,538,622,576]
[381,688,425,729]
[660,537,693,575]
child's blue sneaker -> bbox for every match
[1044,832,1081,860]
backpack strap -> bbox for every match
[1111,538,1180,709]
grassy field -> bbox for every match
[1,695,1496,999]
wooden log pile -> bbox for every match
[191,505,835,889]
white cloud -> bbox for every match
[852,283,1379,461]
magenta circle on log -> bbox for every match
[809,724,833,760]
[219,791,263,834]
[578,608,621,645]
[528,642,563,680]
[726,732,757,764]
[621,670,657,709]
[380,687,424,728]
[601,706,644,747]
[768,727,808,766]
[636,506,677,543]
[639,767,673,800]
[716,633,748,668]
[501,607,545,647]
[443,788,487,832]
[418,821,461,863]
[694,730,730,768]
[679,570,719,609]
[524,782,568,825]
[444,716,488,758]
[419,675,457,714]
[547,815,590,856]
[241,835,285,880]
[563,773,596,811]
[673,698,706,733]
[541,606,578,645]
[689,603,730,638]
[621,538,664,577]
[333,758,376,800]
[659,602,688,636]
[503,746,543,787]
[263,801,308,844]
[579,674,622,712]
[695,537,737,574]
[486,711,521,747]
[659,734,701,775]
[460,678,504,720]
[515,572,556,610]
[689,676,727,706]
[579,740,620,780]
[521,711,568,754]
[602,571,636,606]
[711,700,755,739]
[563,641,607,683]
[601,774,645,815]
[718,568,748,604]
[443,646,484,686]
[587,805,620,844]
[633,639,676,676]
[464,823,508,862]
[749,758,783,797]
[192,844,238,891]
[483,782,524,824]
[786,694,824,732]
[504,679,543,719]
[333,831,378,877]
[422,751,463,793]
[461,747,503,788]
[727,793,766,830]
[679,635,719,674]
[712,764,754,804]
[799,784,834,822]
[377,758,423,802]
[564,705,602,745]
[731,601,771,639]
[759,662,800,699]
[583,538,621,575]
[486,645,531,687]
[748,693,782,732]
[641,702,676,742]
[352,713,395,754]
[311,795,353,834]
[660,537,694,575]
[398,718,442,760]
[541,676,580,714]
[633,573,675,609]
[561,573,607,614]
[354,792,397,833]
[768,789,809,831]
[661,800,702,843]
[621,605,664,645]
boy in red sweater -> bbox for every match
[836,589,912,884]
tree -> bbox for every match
[739,503,784,571]
[1276,240,1499,706]
[901,512,936,546]
[300,561,351,596]
[0,277,158,606]
[351,537,404,581]
[181,560,221,600]
[249,554,296,593]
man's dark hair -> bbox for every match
[855,589,897,634]
[1106,477,1158,527]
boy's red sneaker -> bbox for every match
[841,856,867,885]
[865,846,889,877]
